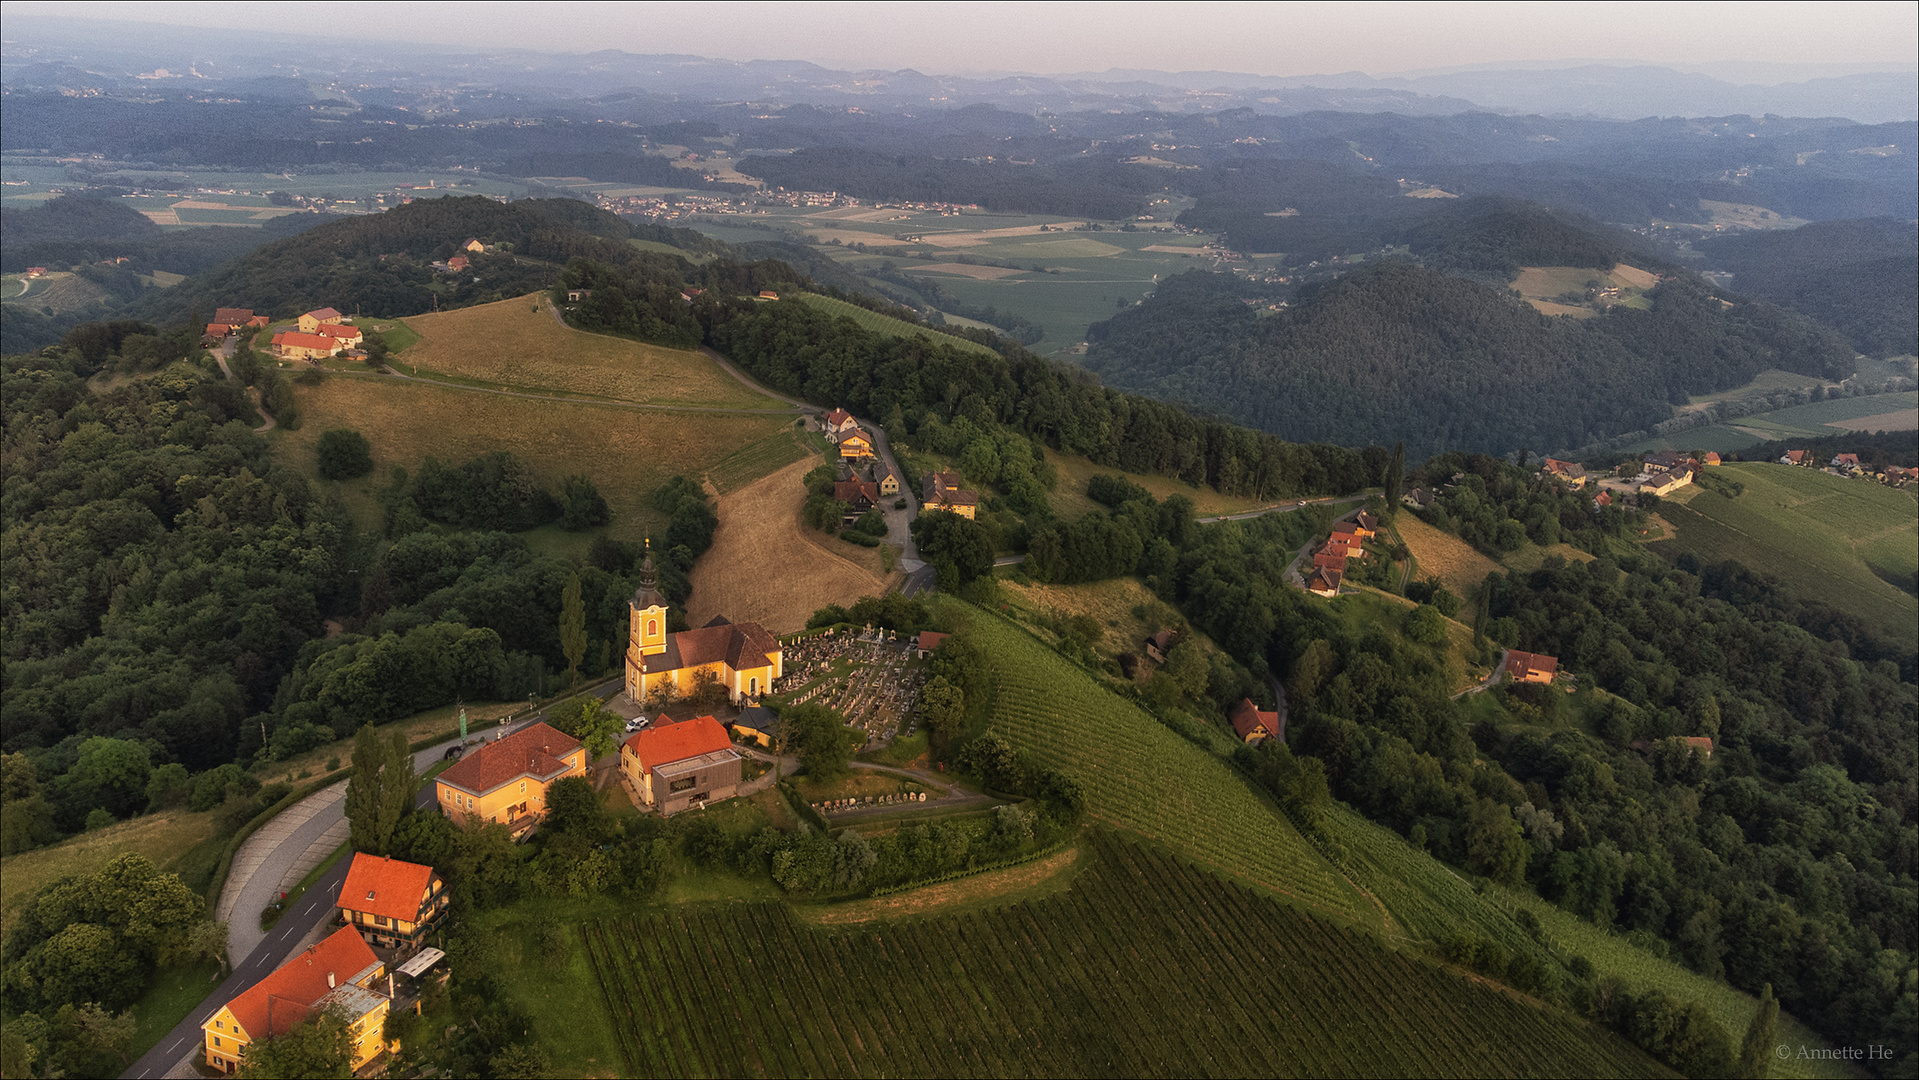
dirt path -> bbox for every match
[688,458,900,633]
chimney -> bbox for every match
[327,972,336,989]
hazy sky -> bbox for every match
[11,0,1918,77]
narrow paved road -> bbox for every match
[124,680,622,1080]
[1455,649,1509,699]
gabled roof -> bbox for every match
[304,307,343,321]
[731,706,777,734]
[1228,698,1281,741]
[1354,511,1379,530]
[272,331,340,352]
[212,307,255,325]
[222,926,380,1039]
[1307,565,1342,593]
[436,722,580,797]
[646,619,780,675]
[917,631,950,652]
[825,407,854,426]
[624,715,733,774]
[1506,650,1559,679]
[834,479,880,506]
[341,854,437,923]
[313,323,362,339]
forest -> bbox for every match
[1696,217,1919,357]
[1083,262,1856,458]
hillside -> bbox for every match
[1084,262,1855,457]
[134,196,688,323]
[1696,218,1918,357]
[1651,462,1919,646]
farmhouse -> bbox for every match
[432,722,586,839]
[446,255,469,272]
[1354,510,1379,533]
[567,288,594,302]
[922,470,979,519]
[1228,698,1284,744]
[1699,452,1721,467]
[1542,458,1588,487]
[1404,487,1434,510]
[338,854,447,954]
[834,478,881,514]
[1306,565,1343,598]
[313,323,363,345]
[1643,451,1691,474]
[462,238,486,253]
[1832,453,1861,471]
[620,715,742,814]
[211,307,267,331]
[201,926,404,1075]
[625,545,783,704]
[876,465,901,497]
[296,307,345,333]
[1505,650,1559,684]
[1781,450,1809,466]
[270,330,345,361]
[1641,467,1692,495]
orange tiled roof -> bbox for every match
[644,620,779,675]
[224,926,378,1039]
[1228,698,1280,740]
[624,715,732,774]
[313,323,362,339]
[273,331,339,352]
[340,854,437,924]
[436,722,580,797]
[1506,650,1559,679]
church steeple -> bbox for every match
[628,539,668,668]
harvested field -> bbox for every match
[910,262,1027,279]
[398,295,786,409]
[1137,244,1210,254]
[1610,263,1658,289]
[920,222,1085,247]
[686,458,899,634]
[1046,450,1267,519]
[803,845,1084,925]
[1396,513,1502,597]
[278,375,791,539]
[1829,407,1918,431]
[1525,299,1596,318]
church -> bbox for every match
[624,543,783,704]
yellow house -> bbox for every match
[296,307,345,333]
[838,430,876,461]
[339,854,447,952]
[202,926,402,1075]
[921,470,979,520]
[624,544,782,704]
[433,722,585,840]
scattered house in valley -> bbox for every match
[758,290,780,301]
[1832,453,1861,471]
[270,330,346,361]
[339,854,447,954]
[296,307,345,333]
[1354,510,1379,534]
[876,465,901,497]
[1641,467,1692,495]
[838,429,876,462]
[203,323,233,345]
[730,705,778,748]
[1404,487,1434,510]
[1781,449,1809,466]
[314,323,363,345]
[625,547,783,704]
[462,238,485,253]
[212,307,268,331]
[433,722,586,840]
[23,267,47,278]
[567,288,594,302]
[1312,546,1350,572]
[822,407,859,435]
[915,630,950,659]
[1542,458,1589,488]
[1142,629,1176,664]
[1306,564,1343,598]
[620,715,742,814]
[922,470,979,519]
[201,926,407,1075]
[834,478,881,515]
[1885,465,1914,484]
[446,255,469,273]
[677,287,704,303]
[1642,451,1692,474]
[1504,650,1559,684]
[1228,697,1284,744]
[1699,451,1721,467]
[1593,489,1613,512]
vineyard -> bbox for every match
[935,597,1375,927]
[1328,805,1541,958]
[579,833,1667,1078]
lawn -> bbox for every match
[252,699,521,787]
[792,293,1002,357]
[1652,462,1918,645]
[1395,512,1502,599]
[933,595,1377,928]
[1,810,222,940]
[127,960,223,1059]
[275,373,793,541]
[396,294,789,409]
[1044,448,1271,519]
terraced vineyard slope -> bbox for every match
[935,597,1375,927]
[580,834,1667,1078]
[794,293,1002,357]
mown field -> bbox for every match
[1043,450,1273,519]
[578,833,1667,1078]
[397,294,790,409]
[793,293,1002,357]
[933,596,1375,927]
[0,810,222,940]
[1652,462,1918,645]
[277,374,793,540]
[1625,389,1918,454]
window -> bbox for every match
[213,1037,222,1047]
[647,618,658,637]
[375,915,389,927]
[668,776,698,793]
[519,781,526,795]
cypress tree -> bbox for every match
[1737,983,1779,1079]
[1384,441,1405,517]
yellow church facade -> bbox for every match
[624,545,782,705]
